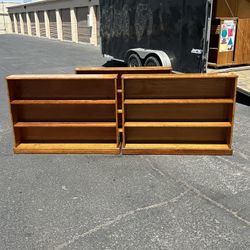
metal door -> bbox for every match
[38,11,46,37]
[76,7,91,43]
[61,8,72,41]
[9,14,15,33]
[21,13,28,34]
[15,14,21,33]
[29,12,36,36]
[48,10,57,39]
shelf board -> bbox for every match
[11,100,116,105]
[124,99,234,104]
[15,143,120,154]
[6,74,118,80]
[14,122,117,128]
[124,122,232,128]
[122,144,232,155]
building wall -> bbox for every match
[0,2,18,34]
[8,0,100,46]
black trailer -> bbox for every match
[99,0,213,73]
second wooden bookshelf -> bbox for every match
[7,74,120,154]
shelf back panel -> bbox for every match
[12,104,116,122]
[125,127,228,144]
[16,127,117,143]
[9,79,116,100]
[124,77,235,99]
[125,104,231,122]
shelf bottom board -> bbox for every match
[15,143,120,154]
[122,144,232,155]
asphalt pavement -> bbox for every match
[0,34,249,250]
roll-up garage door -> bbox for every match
[76,7,91,43]
[48,10,57,39]
[9,14,15,33]
[21,13,28,34]
[96,6,101,45]
[61,8,71,41]
[38,11,46,37]
[29,12,36,36]
[15,14,21,33]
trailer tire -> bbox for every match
[128,53,142,67]
[144,56,161,66]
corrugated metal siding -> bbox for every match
[15,14,21,33]
[61,8,71,41]
[29,12,36,36]
[48,10,57,39]
[21,13,28,34]
[76,7,91,43]
[9,14,15,32]
[38,11,46,37]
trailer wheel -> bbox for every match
[128,53,142,67]
[144,56,161,66]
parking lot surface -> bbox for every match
[0,34,249,250]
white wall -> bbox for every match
[7,0,100,46]
[0,2,18,34]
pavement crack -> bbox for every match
[54,190,189,250]
[144,157,250,227]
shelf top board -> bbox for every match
[75,66,172,72]
[6,74,118,80]
[122,73,238,80]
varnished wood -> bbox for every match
[209,16,250,66]
[11,100,116,105]
[124,99,234,104]
[125,104,232,122]
[122,73,237,155]
[123,144,232,155]
[124,122,232,128]
[15,143,120,154]
[213,0,250,18]
[123,74,237,99]
[75,66,172,74]
[75,67,172,137]
[234,19,250,65]
[7,75,120,154]
[14,122,117,128]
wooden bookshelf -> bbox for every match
[7,74,120,154]
[121,73,238,155]
[75,66,173,146]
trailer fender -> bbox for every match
[125,49,171,67]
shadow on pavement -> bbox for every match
[237,92,250,106]
[103,60,127,67]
